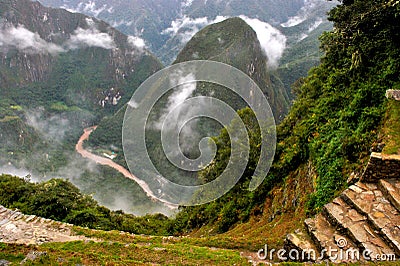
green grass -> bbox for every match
[1,228,399,265]
[0,116,19,122]
[0,237,250,265]
[382,100,400,155]
[0,243,26,263]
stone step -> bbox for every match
[0,206,7,214]
[3,210,17,219]
[0,218,10,226]
[38,217,51,224]
[13,213,24,221]
[342,183,400,256]
[8,211,22,221]
[323,197,395,260]
[305,214,358,262]
[379,179,400,212]
[38,217,45,223]
[1,209,11,218]
[25,215,37,223]
[284,230,319,262]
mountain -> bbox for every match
[174,17,290,117]
[37,0,336,63]
[0,0,162,107]
[89,17,289,165]
[37,0,337,115]
[86,17,289,211]
[0,0,163,213]
[169,0,400,238]
[0,0,337,216]
[36,0,182,51]
[2,1,400,264]
[36,0,305,48]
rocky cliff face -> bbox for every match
[0,0,162,95]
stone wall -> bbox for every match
[362,152,400,182]
[0,205,89,245]
[386,90,400,101]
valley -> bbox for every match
[0,0,337,215]
[1,0,400,265]
[75,126,178,210]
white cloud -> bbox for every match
[0,164,36,180]
[281,0,319,27]
[281,16,306,28]
[162,15,228,44]
[0,24,65,55]
[25,108,71,143]
[127,36,146,50]
[239,16,287,68]
[154,71,197,131]
[296,18,324,42]
[163,16,208,43]
[298,33,308,42]
[62,1,110,17]
[163,15,286,68]
[66,23,116,50]
[153,70,212,155]
[166,74,197,112]
[111,19,134,28]
[85,17,95,27]
[181,0,194,8]
[308,18,323,33]
[0,19,118,54]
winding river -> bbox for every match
[75,126,178,210]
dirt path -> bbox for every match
[75,127,178,210]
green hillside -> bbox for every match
[87,17,290,204]
[174,17,290,117]
[89,17,289,156]
[0,0,162,175]
[168,0,400,235]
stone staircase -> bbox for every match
[284,153,400,263]
[0,205,89,245]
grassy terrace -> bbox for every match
[1,239,399,265]
[1,226,399,265]
[382,99,400,155]
[0,233,249,265]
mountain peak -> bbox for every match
[174,17,264,73]
[174,16,290,118]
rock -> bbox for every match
[0,260,11,266]
[20,251,48,264]
[347,172,359,185]
[153,247,166,251]
[386,90,400,101]
[373,211,386,218]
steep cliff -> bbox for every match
[0,0,162,176]
[0,0,162,109]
